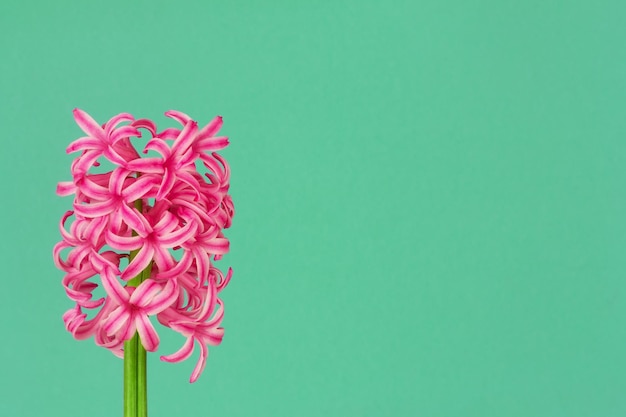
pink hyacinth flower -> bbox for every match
[66,109,140,173]
[159,275,226,383]
[54,108,234,382]
[101,271,178,352]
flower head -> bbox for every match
[54,108,234,382]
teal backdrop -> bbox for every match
[1,1,625,416]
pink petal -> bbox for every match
[82,171,112,186]
[65,304,112,340]
[151,246,175,272]
[121,244,155,281]
[202,237,229,255]
[105,230,143,251]
[152,210,177,233]
[193,248,211,283]
[73,200,115,218]
[80,297,106,309]
[122,175,157,202]
[101,269,130,304]
[112,137,141,161]
[173,147,195,169]
[135,207,154,234]
[103,305,130,336]
[66,246,91,268]
[132,119,157,136]
[90,250,120,275]
[153,250,193,280]
[171,120,198,156]
[143,278,178,315]
[168,320,196,335]
[56,181,76,196]
[66,137,103,154]
[205,298,224,327]
[164,110,192,126]
[126,157,165,174]
[176,149,199,169]
[110,125,140,144]
[53,242,71,271]
[58,211,77,244]
[201,154,225,181]
[63,279,95,303]
[212,153,230,183]
[160,336,195,363]
[109,168,131,196]
[217,267,233,292]
[197,116,223,140]
[136,314,160,352]
[79,177,110,200]
[104,146,132,167]
[64,265,98,282]
[119,315,138,342]
[120,204,148,235]
[155,127,181,140]
[171,196,211,224]
[109,347,125,359]
[85,216,109,247]
[70,303,112,340]
[158,221,197,248]
[105,113,134,135]
[190,343,208,383]
[73,149,102,174]
[196,135,229,152]
[200,328,225,345]
[63,305,85,333]
[100,250,123,265]
[73,108,105,139]
[143,138,172,158]
[156,168,177,201]
[130,279,162,307]
[196,280,217,322]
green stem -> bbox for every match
[137,265,149,417]
[124,198,149,417]
[137,342,147,417]
[124,334,138,417]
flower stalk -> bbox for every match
[123,333,138,417]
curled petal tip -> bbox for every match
[72,108,86,117]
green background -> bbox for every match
[1,1,625,416]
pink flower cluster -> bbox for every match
[53,108,234,382]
